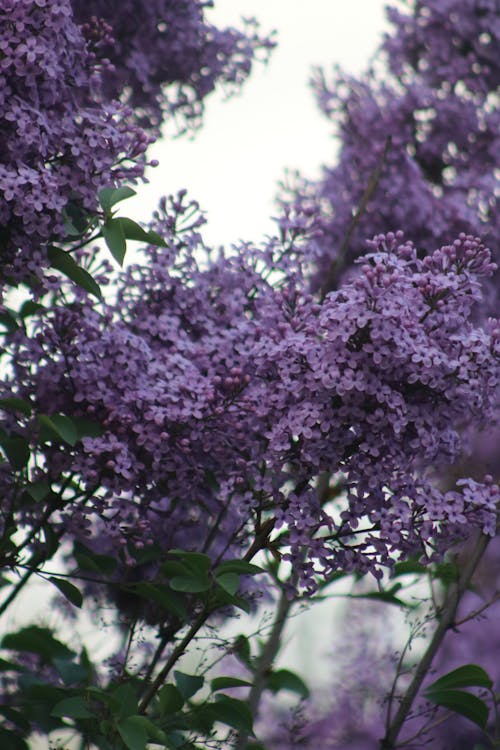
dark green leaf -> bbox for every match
[2,627,73,661]
[0,436,30,470]
[214,560,264,577]
[212,695,254,735]
[0,707,30,731]
[48,246,102,299]
[48,577,83,608]
[233,635,252,668]
[215,572,240,596]
[211,676,252,692]
[71,416,103,439]
[266,669,309,699]
[117,716,147,750]
[51,696,95,719]
[425,664,494,692]
[174,671,204,700]
[170,550,212,574]
[160,560,190,578]
[158,684,184,714]
[129,582,188,622]
[116,217,166,247]
[99,186,136,212]
[25,480,50,502]
[424,689,489,730]
[0,726,29,750]
[0,310,19,333]
[53,657,89,686]
[0,398,32,417]
[19,301,45,319]
[112,683,138,719]
[73,542,117,575]
[0,657,23,672]
[102,218,127,265]
[169,574,210,593]
[39,414,78,446]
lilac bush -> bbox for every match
[0,0,272,287]
[0,0,498,748]
[278,0,499,297]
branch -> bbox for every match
[233,587,293,750]
[320,135,391,301]
[381,532,490,748]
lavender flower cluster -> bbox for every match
[3,194,498,593]
[71,0,275,134]
[278,0,499,297]
[0,0,272,286]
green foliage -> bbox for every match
[48,245,103,299]
[424,664,494,730]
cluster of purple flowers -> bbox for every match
[71,0,275,135]
[3,192,498,593]
[0,0,272,286]
[278,0,499,297]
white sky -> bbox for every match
[128,0,389,247]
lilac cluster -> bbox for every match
[278,0,499,297]
[0,0,272,288]
[71,0,275,134]
[3,195,498,593]
[0,0,151,284]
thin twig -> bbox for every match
[233,587,293,750]
[320,135,392,301]
[380,532,490,748]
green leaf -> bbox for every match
[39,414,78,446]
[266,669,309,699]
[53,656,89,686]
[48,246,102,299]
[214,560,264,577]
[174,671,204,700]
[19,301,45,319]
[116,716,147,750]
[48,577,83,608]
[215,572,240,596]
[169,574,211,593]
[158,684,184,714]
[128,582,188,622]
[0,436,30,469]
[25,480,50,502]
[0,310,19,333]
[424,689,489,730]
[73,542,117,575]
[99,186,136,213]
[116,217,166,247]
[112,683,138,720]
[211,676,252,692]
[71,416,103,439]
[160,560,191,578]
[51,696,95,719]
[0,398,32,417]
[392,559,427,577]
[102,218,127,266]
[212,695,254,735]
[425,664,494,692]
[2,627,73,662]
[170,550,212,574]
[0,726,29,750]
[233,635,252,668]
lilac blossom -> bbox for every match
[0,0,273,288]
[278,0,499,298]
[2,195,498,599]
[71,0,275,135]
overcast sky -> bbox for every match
[128,0,388,248]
